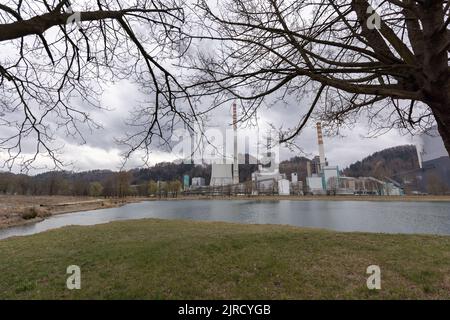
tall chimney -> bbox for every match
[316,122,326,170]
[232,102,239,184]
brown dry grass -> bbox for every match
[0,195,145,229]
[1,194,449,229]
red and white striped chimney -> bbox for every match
[316,122,326,170]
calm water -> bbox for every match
[1,200,450,240]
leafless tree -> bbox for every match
[0,0,196,171]
[187,0,450,155]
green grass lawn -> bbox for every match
[1,218,450,299]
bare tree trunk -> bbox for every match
[432,107,450,157]
[420,2,450,157]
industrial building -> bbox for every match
[251,136,288,195]
[185,101,410,197]
[207,102,294,196]
[418,126,450,192]
[395,126,450,194]
[209,164,233,186]
[305,122,404,196]
[327,176,403,196]
[306,123,340,195]
[210,103,239,187]
[192,177,206,187]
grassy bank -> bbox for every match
[1,219,450,299]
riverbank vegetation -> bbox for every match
[0,196,142,229]
[2,194,450,230]
[2,145,443,199]
[1,219,449,299]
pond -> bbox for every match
[1,199,450,240]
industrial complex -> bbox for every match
[393,126,450,194]
[183,103,449,196]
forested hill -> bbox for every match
[343,145,419,179]
[0,147,420,196]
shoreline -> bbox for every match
[0,196,146,230]
[146,194,450,202]
[1,194,449,230]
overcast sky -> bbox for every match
[8,79,412,174]
[0,1,418,174]
[0,76,415,174]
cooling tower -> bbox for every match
[210,163,233,186]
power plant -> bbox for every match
[305,123,339,195]
[209,102,239,187]
[251,136,288,195]
[209,163,233,186]
[394,126,450,194]
[232,102,240,185]
[187,103,406,196]
[305,122,403,196]
[417,127,450,192]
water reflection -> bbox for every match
[1,200,450,240]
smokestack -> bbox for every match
[316,122,326,170]
[233,102,239,184]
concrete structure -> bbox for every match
[232,102,240,185]
[291,173,298,184]
[323,166,339,191]
[306,175,325,195]
[252,136,286,195]
[384,178,403,196]
[278,179,290,196]
[192,177,206,187]
[311,156,322,175]
[305,123,340,195]
[291,180,304,196]
[210,163,233,186]
[304,122,403,196]
[419,126,448,163]
[306,161,312,178]
[210,102,240,187]
[331,176,356,195]
[327,176,404,196]
[394,127,450,194]
[316,122,326,170]
[252,171,286,194]
[419,126,450,192]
